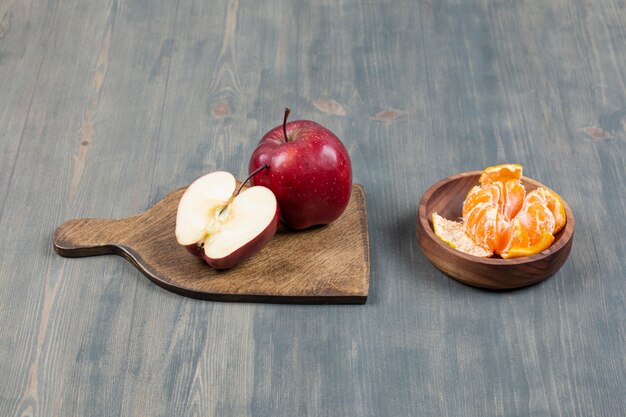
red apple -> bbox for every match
[248,108,352,229]
[175,167,279,269]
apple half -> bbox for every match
[175,170,279,269]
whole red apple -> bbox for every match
[248,108,352,230]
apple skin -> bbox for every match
[185,244,203,259]
[201,207,280,269]
[249,120,352,230]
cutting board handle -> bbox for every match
[53,218,135,257]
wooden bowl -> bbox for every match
[416,171,574,290]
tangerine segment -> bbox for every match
[462,184,500,219]
[464,203,511,253]
[479,163,523,186]
[498,180,526,220]
[505,218,530,250]
[530,187,567,233]
[501,232,554,259]
[432,213,493,257]
[515,192,556,245]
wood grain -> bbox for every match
[53,185,370,304]
[416,171,575,289]
[0,0,625,416]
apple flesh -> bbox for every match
[249,109,352,230]
[175,171,279,269]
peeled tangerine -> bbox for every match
[433,164,566,259]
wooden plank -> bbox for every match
[0,0,59,214]
[0,1,121,415]
[0,0,184,415]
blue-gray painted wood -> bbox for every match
[0,0,624,415]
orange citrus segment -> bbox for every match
[500,180,526,220]
[464,203,511,253]
[504,218,530,250]
[531,187,567,233]
[501,232,554,259]
[479,163,523,185]
[516,190,556,244]
[462,184,500,219]
[432,213,493,257]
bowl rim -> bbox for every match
[417,170,575,265]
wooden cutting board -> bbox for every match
[53,185,370,304]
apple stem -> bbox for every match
[235,163,270,197]
[218,164,269,217]
[282,107,291,142]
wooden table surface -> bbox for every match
[1,0,624,415]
